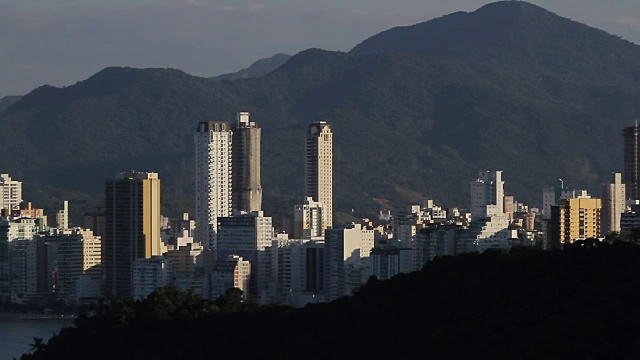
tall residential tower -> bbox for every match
[601,172,625,235]
[194,121,233,250]
[231,112,262,213]
[103,171,162,299]
[305,121,333,230]
[469,170,504,220]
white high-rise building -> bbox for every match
[0,174,22,212]
[55,201,69,230]
[194,121,233,250]
[470,171,505,220]
[305,121,333,231]
[324,223,373,302]
[601,172,626,235]
[293,197,326,239]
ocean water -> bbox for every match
[0,318,73,360]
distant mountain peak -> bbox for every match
[350,0,640,71]
[209,53,291,81]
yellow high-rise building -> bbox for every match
[550,198,601,249]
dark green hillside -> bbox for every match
[21,242,640,359]
[351,2,640,86]
[1,1,640,222]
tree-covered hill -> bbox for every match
[20,242,640,359]
[1,1,639,223]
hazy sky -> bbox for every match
[1,0,639,96]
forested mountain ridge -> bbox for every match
[1,1,639,223]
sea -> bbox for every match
[0,317,74,360]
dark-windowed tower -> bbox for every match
[104,171,161,299]
[624,123,640,200]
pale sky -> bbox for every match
[1,0,639,96]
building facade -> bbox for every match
[624,124,640,200]
[231,112,262,213]
[601,172,626,236]
[216,211,273,303]
[305,121,333,231]
[210,255,251,300]
[470,171,504,220]
[324,224,371,302]
[104,171,162,299]
[194,121,233,250]
[48,228,101,305]
[132,256,173,300]
[293,197,326,239]
[0,174,22,213]
[549,198,602,249]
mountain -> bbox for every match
[0,95,21,112]
[351,1,640,85]
[209,53,291,81]
[1,1,640,224]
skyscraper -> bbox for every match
[305,121,333,230]
[232,112,262,213]
[194,121,233,250]
[601,172,625,236]
[469,170,504,220]
[104,171,162,299]
[624,123,640,200]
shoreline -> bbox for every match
[0,313,77,320]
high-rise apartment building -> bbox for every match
[549,198,601,249]
[104,171,162,299]
[216,211,273,303]
[47,228,101,305]
[324,223,372,302]
[194,121,233,250]
[601,172,626,236]
[305,121,333,230]
[624,123,640,200]
[55,201,69,230]
[470,171,504,220]
[0,174,22,213]
[231,112,262,213]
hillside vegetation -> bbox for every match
[20,241,640,359]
